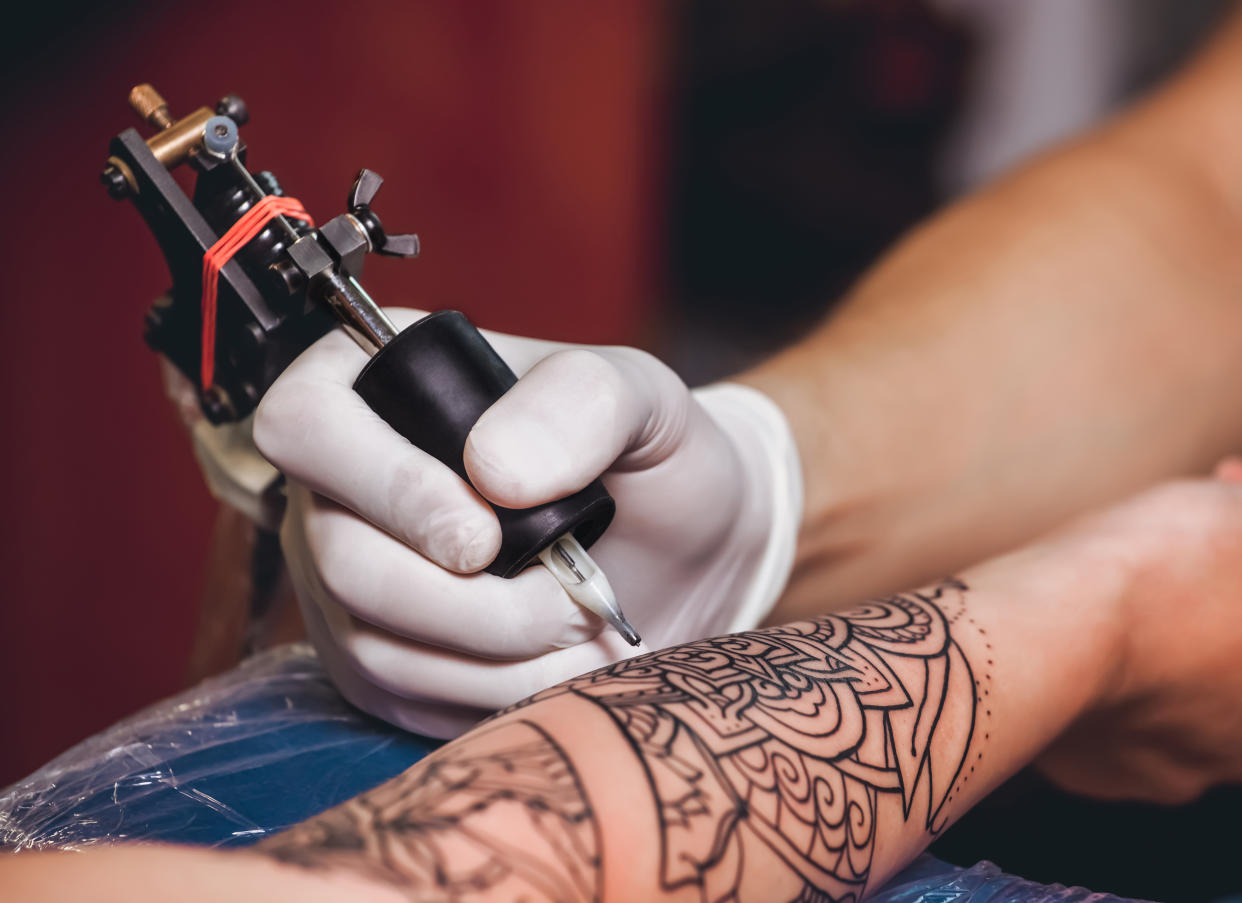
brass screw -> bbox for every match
[129,83,174,130]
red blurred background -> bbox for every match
[0,0,662,785]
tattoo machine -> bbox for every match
[101,85,640,645]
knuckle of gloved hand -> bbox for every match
[553,348,634,415]
[338,630,377,677]
[422,501,501,572]
[602,346,692,462]
[605,346,690,435]
[342,632,414,699]
[304,510,368,610]
[548,346,624,383]
[468,349,626,496]
[381,457,439,539]
[604,345,676,390]
[490,349,619,431]
[382,457,500,571]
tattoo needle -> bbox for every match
[537,534,641,646]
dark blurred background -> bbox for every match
[0,1,1235,899]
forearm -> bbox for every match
[251,531,1126,901]
[744,9,1242,619]
[0,845,405,903]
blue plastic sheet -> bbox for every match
[0,643,1149,902]
[871,856,1150,903]
[0,644,438,849]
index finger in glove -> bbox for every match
[255,322,507,573]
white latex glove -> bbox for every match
[254,308,802,737]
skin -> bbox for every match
[743,8,1242,620]
[4,465,1242,901]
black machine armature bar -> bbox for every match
[105,108,335,423]
[110,128,275,330]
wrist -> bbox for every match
[962,522,1133,716]
[692,382,803,632]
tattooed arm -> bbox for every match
[250,545,1125,902]
[254,467,1242,900]
[5,470,1242,902]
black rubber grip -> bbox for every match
[352,310,615,578]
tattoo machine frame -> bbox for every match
[101,85,638,643]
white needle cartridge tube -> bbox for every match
[537,533,640,646]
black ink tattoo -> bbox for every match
[519,579,979,902]
[262,581,981,903]
[258,719,600,902]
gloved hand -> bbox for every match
[253,308,802,737]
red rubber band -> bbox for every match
[200,195,314,391]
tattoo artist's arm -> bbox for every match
[743,9,1242,620]
[251,534,1127,902]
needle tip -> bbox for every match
[614,616,642,647]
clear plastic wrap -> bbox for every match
[0,643,1149,902]
[870,855,1152,903]
[0,643,438,850]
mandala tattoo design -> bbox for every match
[534,579,977,902]
[257,719,600,902]
[261,581,980,903]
